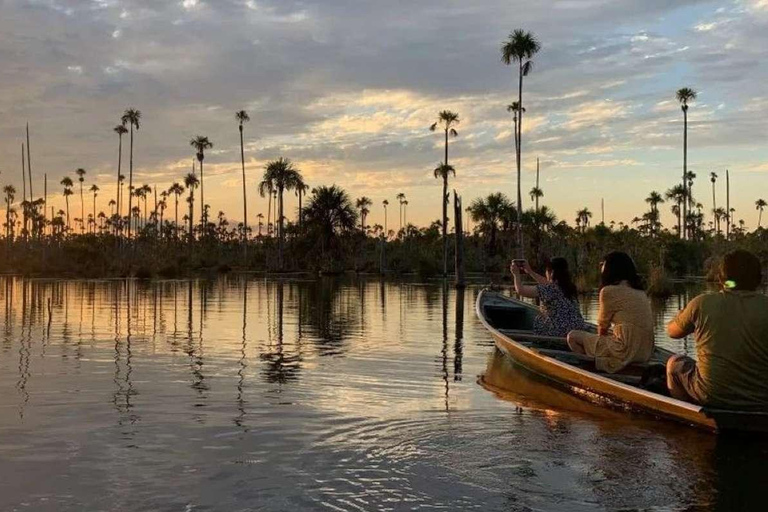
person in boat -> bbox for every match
[510,257,586,337]
[666,249,768,409]
[566,251,654,373]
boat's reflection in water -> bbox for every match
[480,349,768,511]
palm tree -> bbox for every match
[90,184,99,233]
[257,213,264,237]
[502,29,541,257]
[576,208,592,232]
[529,186,543,211]
[236,110,250,238]
[61,177,74,233]
[183,173,199,240]
[168,182,185,237]
[75,168,86,233]
[468,193,514,252]
[114,124,128,229]
[433,163,456,275]
[262,158,302,269]
[757,199,767,229]
[356,196,372,232]
[396,192,406,232]
[121,108,141,237]
[666,185,686,236]
[140,184,152,227]
[645,191,664,234]
[190,135,214,229]
[302,185,358,254]
[713,207,727,235]
[676,87,697,239]
[295,179,309,230]
[382,199,389,237]
[258,177,274,236]
[430,111,460,276]
[4,185,16,241]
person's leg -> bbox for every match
[566,330,588,354]
[666,355,700,403]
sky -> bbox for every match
[1,0,768,231]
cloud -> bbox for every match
[1,0,768,228]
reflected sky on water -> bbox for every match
[0,276,766,511]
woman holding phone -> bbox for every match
[511,257,586,337]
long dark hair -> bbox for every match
[546,257,578,301]
[600,251,644,290]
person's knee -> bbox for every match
[566,331,583,352]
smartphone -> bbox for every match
[512,259,526,269]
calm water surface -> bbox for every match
[0,276,766,511]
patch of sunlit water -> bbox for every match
[0,276,764,511]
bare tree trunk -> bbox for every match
[128,125,134,239]
[516,62,525,258]
[454,191,465,288]
[682,109,688,240]
[442,129,449,277]
[726,169,730,240]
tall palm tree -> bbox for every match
[190,135,214,229]
[262,157,302,269]
[756,199,767,229]
[502,29,541,257]
[75,168,86,233]
[61,177,74,233]
[183,173,199,240]
[433,163,456,276]
[396,192,406,232]
[121,108,141,238]
[236,110,250,238]
[90,184,99,234]
[676,87,697,239]
[114,124,128,230]
[168,182,185,237]
[430,110,460,277]
[356,196,372,232]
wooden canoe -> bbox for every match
[476,289,768,433]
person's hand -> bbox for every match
[510,261,521,276]
[522,260,533,275]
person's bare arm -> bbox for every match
[522,261,547,285]
[511,263,540,299]
[667,321,689,339]
[667,298,698,339]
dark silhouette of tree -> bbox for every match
[430,110,459,277]
[502,29,540,257]
[121,108,141,238]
